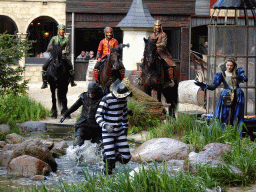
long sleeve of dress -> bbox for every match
[200,73,223,90]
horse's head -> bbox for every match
[50,44,62,68]
[109,46,121,70]
[143,38,158,68]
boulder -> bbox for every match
[7,155,52,176]
[9,138,57,172]
[0,150,14,167]
[5,133,26,144]
[189,142,233,173]
[2,144,20,152]
[31,175,47,181]
[189,143,231,164]
[0,141,5,148]
[0,124,11,133]
[131,138,189,163]
[41,140,54,150]
[18,121,47,133]
[51,141,68,158]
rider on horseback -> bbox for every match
[41,24,77,89]
[138,20,177,86]
[93,27,125,82]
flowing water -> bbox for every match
[0,125,139,192]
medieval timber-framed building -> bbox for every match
[66,0,196,81]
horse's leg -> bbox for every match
[50,85,57,118]
[157,89,162,102]
[144,86,152,97]
[163,85,178,118]
[58,84,70,118]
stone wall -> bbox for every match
[0,0,66,82]
[0,0,66,34]
[24,65,42,83]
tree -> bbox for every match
[0,33,32,94]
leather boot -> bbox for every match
[93,69,99,82]
[41,70,48,89]
[69,69,77,87]
[167,67,175,87]
[103,159,116,175]
[73,136,84,146]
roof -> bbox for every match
[117,0,155,28]
[213,0,256,9]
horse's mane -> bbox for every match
[50,44,62,61]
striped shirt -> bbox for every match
[95,93,128,132]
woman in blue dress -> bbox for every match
[195,58,248,137]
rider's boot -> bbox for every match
[120,69,125,80]
[41,70,48,89]
[167,67,175,87]
[69,69,77,87]
[93,69,99,82]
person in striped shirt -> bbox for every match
[95,79,132,174]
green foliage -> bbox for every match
[0,33,32,95]
[0,88,50,140]
[127,98,161,134]
[24,162,208,192]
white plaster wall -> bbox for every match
[122,28,153,71]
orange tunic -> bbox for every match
[97,38,119,59]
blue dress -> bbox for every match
[200,68,247,137]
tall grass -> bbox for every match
[19,162,209,192]
[0,90,50,140]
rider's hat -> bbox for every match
[110,79,131,99]
[104,27,114,37]
[153,20,163,32]
[57,24,66,34]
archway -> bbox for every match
[27,16,58,57]
[0,15,18,34]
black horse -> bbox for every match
[140,38,180,117]
[47,45,70,118]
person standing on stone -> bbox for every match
[194,58,248,137]
[95,79,132,174]
[41,24,77,89]
[93,27,125,82]
[60,82,104,146]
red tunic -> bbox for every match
[97,38,119,59]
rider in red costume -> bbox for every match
[93,27,125,82]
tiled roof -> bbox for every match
[117,0,155,28]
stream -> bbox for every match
[0,125,140,192]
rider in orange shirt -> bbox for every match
[93,27,125,82]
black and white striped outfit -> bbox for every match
[95,93,131,161]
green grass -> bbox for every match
[0,90,50,140]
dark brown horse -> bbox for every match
[98,44,128,93]
[140,38,180,117]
